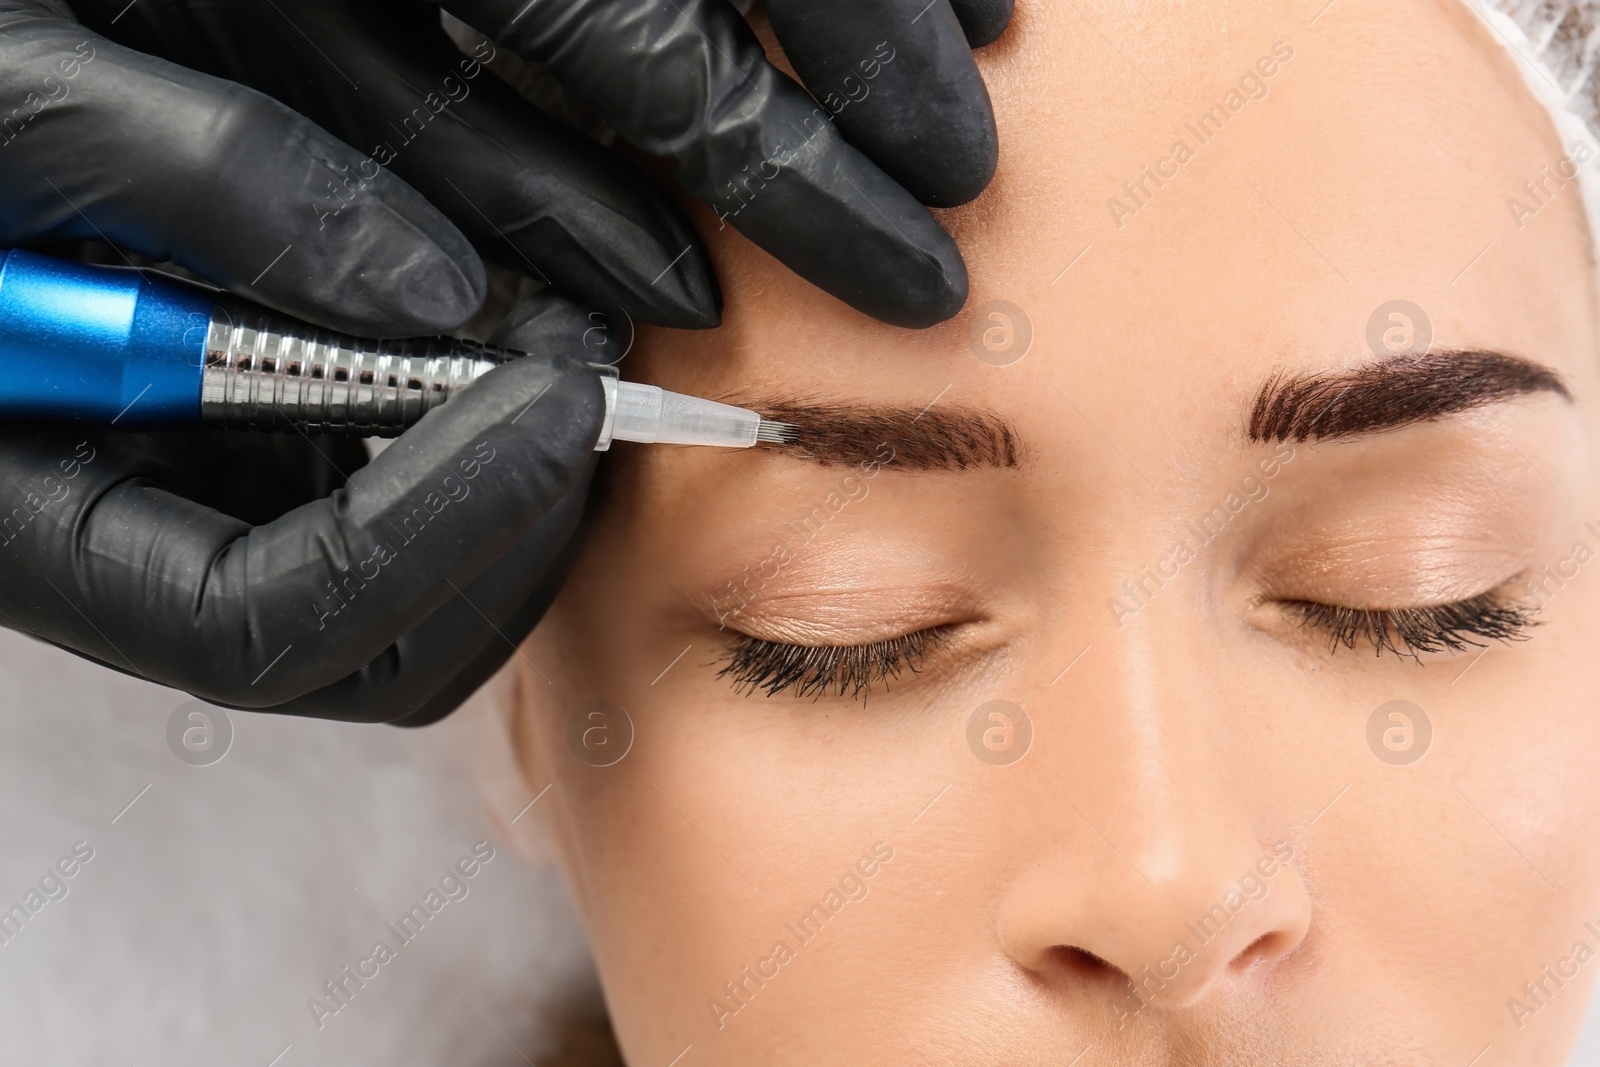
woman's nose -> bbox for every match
[999,828,1310,1009]
[996,613,1314,1012]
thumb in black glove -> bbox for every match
[0,295,606,725]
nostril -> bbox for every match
[1048,945,1122,983]
[1231,931,1292,971]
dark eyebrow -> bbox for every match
[1247,350,1571,443]
[747,400,1021,470]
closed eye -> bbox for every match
[717,627,953,702]
[1281,588,1537,658]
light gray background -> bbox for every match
[0,628,1597,1065]
[0,629,609,1067]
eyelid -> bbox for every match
[1247,499,1551,612]
[702,580,986,641]
[714,610,957,647]
[1258,551,1530,613]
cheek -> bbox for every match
[1301,574,1600,1041]
[522,609,972,1059]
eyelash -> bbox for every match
[717,591,1538,702]
[1282,591,1538,659]
[717,628,949,701]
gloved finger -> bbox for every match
[72,0,720,330]
[242,289,604,724]
[173,430,370,526]
[0,351,604,708]
[765,0,1003,206]
[0,1,485,335]
[266,462,594,724]
[947,0,1015,48]
[439,0,967,328]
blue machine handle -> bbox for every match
[0,249,217,425]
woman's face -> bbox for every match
[508,1,1600,1063]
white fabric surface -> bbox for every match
[0,629,607,1066]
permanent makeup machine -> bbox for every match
[0,247,795,449]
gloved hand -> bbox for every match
[1,0,717,333]
[0,0,689,723]
[0,295,605,726]
[50,0,1010,329]
[429,0,1009,325]
[0,0,1012,723]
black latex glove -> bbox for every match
[433,0,1011,325]
[0,296,605,726]
[58,0,1011,329]
[2,0,716,332]
[0,0,694,723]
[0,0,1012,724]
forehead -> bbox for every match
[631,0,1595,448]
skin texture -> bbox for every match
[498,1,1600,1063]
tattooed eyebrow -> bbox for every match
[737,399,1021,470]
[1248,350,1570,443]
